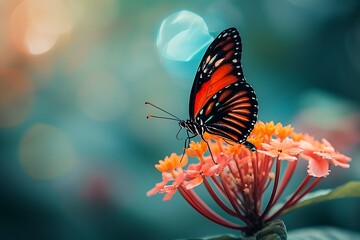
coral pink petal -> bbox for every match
[146,180,167,196]
[185,175,203,189]
[331,155,351,168]
[146,185,162,196]
[307,157,330,177]
[163,189,177,201]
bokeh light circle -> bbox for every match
[0,68,34,127]
[19,124,77,179]
[7,0,72,55]
[76,72,128,122]
[157,10,214,61]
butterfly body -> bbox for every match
[147,27,258,154]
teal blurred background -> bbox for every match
[0,0,359,239]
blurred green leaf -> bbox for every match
[285,181,360,214]
[288,226,360,239]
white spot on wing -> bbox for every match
[214,58,225,67]
[209,54,217,65]
[206,55,211,63]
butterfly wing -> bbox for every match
[189,28,258,144]
[200,81,258,143]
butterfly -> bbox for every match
[146,27,258,159]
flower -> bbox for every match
[185,140,208,157]
[155,153,187,173]
[146,172,173,197]
[147,121,352,236]
[299,137,351,177]
[258,138,302,161]
[275,124,294,140]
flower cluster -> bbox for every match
[147,121,351,235]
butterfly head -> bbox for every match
[179,119,202,137]
[178,120,187,129]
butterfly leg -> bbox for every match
[180,138,188,162]
[200,136,217,164]
[180,131,197,162]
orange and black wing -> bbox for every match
[189,28,258,144]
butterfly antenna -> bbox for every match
[145,102,181,121]
[146,115,179,121]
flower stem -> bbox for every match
[202,177,237,217]
[266,175,312,221]
[261,158,281,220]
[178,187,245,230]
[252,152,260,217]
[272,160,298,205]
[219,172,253,226]
[287,177,322,208]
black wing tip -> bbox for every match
[243,141,256,151]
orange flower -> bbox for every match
[290,132,305,142]
[261,121,281,137]
[155,153,188,173]
[185,140,208,157]
[250,121,264,136]
[246,135,264,150]
[275,124,293,140]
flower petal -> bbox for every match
[185,175,203,189]
[278,152,298,161]
[307,156,330,177]
[258,149,279,157]
[163,188,177,201]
